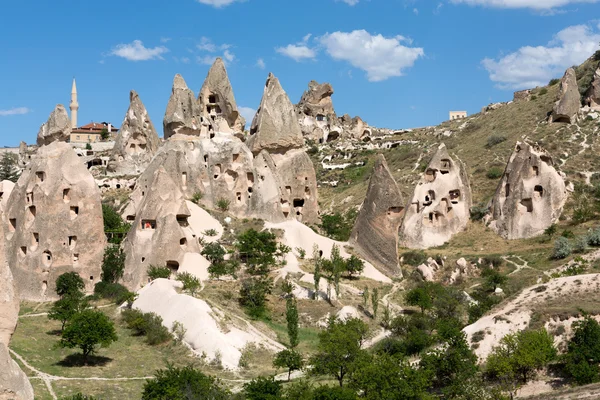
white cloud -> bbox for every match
[0,107,30,117]
[223,49,235,63]
[482,24,600,89]
[160,37,171,43]
[238,106,256,122]
[413,8,419,14]
[196,0,244,7]
[337,0,360,4]
[276,35,317,62]
[319,30,424,82]
[110,40,168,61]
[197,38,235,65]
[256,58,266,69]
[198,55,218,65]
[450,0,599,9]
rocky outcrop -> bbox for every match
[198,58,245,134]
[5,142,105,301]
[400,144,472,249]
[487,142,567,240]
[584,68,600,110]
[163,75,204,140]
[513,89,532,102]
[349,155,404,277]
[108,91,161,175]
[0,181,14,213]
[296,81,342,143]
[247,74,319,224]
[0,344,34,400]
[36,105,71,146]
[551,68,580,124]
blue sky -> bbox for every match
[0,0,599,147]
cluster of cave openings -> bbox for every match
[425,169,437,182]
[534,185,544,198]
[206,93,222,121]
[247,172,255,195]
[293,199,305,217]
[440,159,451,174]
[36,171,45,183]
[441,199,454,217]
[177,215,190,228]
[141,219,156,230]
[70,206,79,220]
[520,198,534,213]
[68,236,77,250]
[424,190,435,206]
[63,188,70,203]
[449,189,461,204]
[42,250,52,267]
[236,192,243,204]
[426,212,442,226]
[166,261,180,275]
[213,164,222,180]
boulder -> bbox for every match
[163,74,204,139]
[400,144,472,249]
[349,154,404,278]
[247,73,304,154]
[487,142,567,240]
[584,68,600,110]
[36,105,71,146]
[198,58,245,134]
[5,142,105,301]
[551,68,580,124]
[0,344,34,400]
[108,90,161,175]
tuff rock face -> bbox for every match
[5,142,105,301]
[487,142,567,240]
[198,58,245,134]
[349,154,404,277]
[163,74,204,139]
[584,68,600,110]
[296,81,343,143]
[36,105,71,146]
[400,144,472,249]
[108,91,161,175]
[247,74,319,224]
[551,68,580,124]
[0,181,14,213]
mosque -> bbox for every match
[68,79,119,144]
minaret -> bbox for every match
[70,78,79,129]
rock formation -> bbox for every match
[296,81,342,143]
[584,67,600,110]
[163,74,204,139]
[0,181,14,213]
[5,142,105,301]
[198,58,245,134]
[36,105,71,146]
[349,155,404,277]
[551,68,580,124]
[400,144,472,249]
[247,74,319,224]
[487,142,567,240]
[108,91,161,175]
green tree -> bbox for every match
[482,268,507,292]
[243,376,282,400]
[286,297,299,348]
[313,245,322,301]
[345,255,364,277]
[362,287,369,309]
[101,245,125,284]
[371,288,379,319]
[273,349,304,381]
[141,365,229,400]
[312,386,358,400]
[100,127,110,141]
[59,310,118,361]
[321,245,346,300]
[0,152,19,182]
[48,294,88,332]
[564,316,600,384]
[147,265,171,281]
[545,224,557,240]
[55,272,85,297]
[236,229,278,275]
[311,318,369,387]
[239,276,273,318]
[176,272,201,296]
[405,286,433,314]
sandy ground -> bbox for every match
[133,279,283,370]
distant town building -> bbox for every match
[68,78,119,143]
[449,111,467,121]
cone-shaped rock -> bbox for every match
[36,105,71,146]
[551,68,580,124]
[5,142,105,301]
[400,144,472,249]
[584,67,600,110]
[247,73,304,154]
[349,155,404,277]
[163,74,204,139]
[198,58,245,133]
[108,91,161,175]
[488,142,567,239]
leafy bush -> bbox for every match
[319,209,357,241]
[176,272,201,296]
[564,316,600,385]
[295,247,306,259]
[236,229,278,276]
[142,365,230,400]
[56,272,85,297]
[481,256,503,268]
[562,229,575,238]
[94,282,134,305]
[59,310,118,360]
[486,167,504,179]
[401,250,427,267]
[549,78,560,86]
[538,88,548,95]
[101,245,125,284]
[239,277,273,318]
[121,309,171,345]
[102,204,130,244]
[553,237,572,260]
[587,228,600,246]
[191,191,203,205]
[147,265,171,281]
[203,228,218,237]
[470,203,489,221]
[485,135,507,148]
[216,198,230,212]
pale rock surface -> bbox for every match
[5,142,105,300]
[133,279,284,369]
[108,90,161,175]
[584,67,600,110]
[0,345,34,400]
[296,81,341,143]
[349,154,404,278]
[488,142,567,239]
[163,74,203,139]
[551,68,580,124]
[0,181,14,213]
[36,105,71,146]
[400,144,472,249]
[336,306,360,322]
[198,58,245,134]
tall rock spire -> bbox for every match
[70,78,79,129]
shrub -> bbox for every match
[122,309,171,345]
[574,236,588,253]
[216,198,230,212]
[176,272,201,296]
[486,167,504,179]
[562,229,575,239]
[142,365,230,399]
[549,78,560,86]
[94,282,134,305]
[470,203,489,221]
[239,277,273,318]
[402,250,427,267]
[587,228,600,246]
[101,245,125,284]
[531,95,538,101]
[172,321,186,343]
[59,310,118,360]
[55,272,86,297]
[191,191,203,205]
[236,229,278,275]
[485,135,507,148]
[203,228,218,237]
[481,256,503,268]
[553,237,572,260]
[295,247,306,259]
[319,209,357,241]
[539,88,548,95]
[147,265,171,281]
